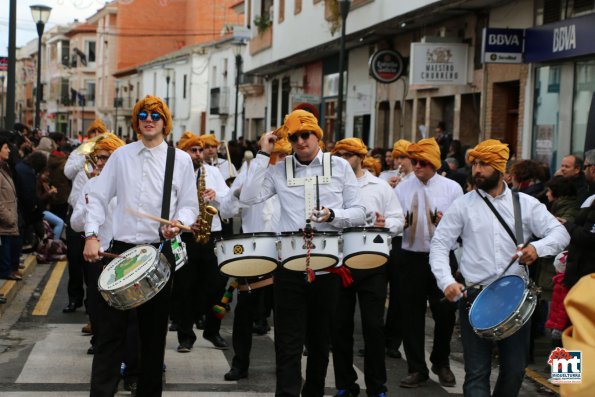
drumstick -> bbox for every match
[99,252,124,259]
[316,176,320,211]
[126,208,193,232]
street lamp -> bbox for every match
[165,68,173,107]
[232,40,245,141]
[114,85,120,137]
[30,4,52,130]
[79,87,86,136]
[335,0,351,140]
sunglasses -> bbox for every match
[288,132,312,143]
[93,155,110,162]
[334,151,357,158]
[190,147,203,153]
[584,163,595,170]
[411,158,430,167]
[137,111,162,122]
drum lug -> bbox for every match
[221,244,225,255]
[323,238,327,249]
[253,239,256,250]
[291,237,295,250]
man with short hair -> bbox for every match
[430,139,569,397]
[558,154,582,178]
[200,134,237,181]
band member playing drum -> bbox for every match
[83,96,198,397]
[172,132,231,352]
[220,137,292,381]
[240,109,366,397]
[394,138,463,388]
[430,139,569,397]
[330,138,404,397]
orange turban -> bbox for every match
[407,138,441,170]
[363,156,381,176]
[467,139,509,173]
[177,131,203,151]
[198,134,220,148]
[283,109,323,140]
[561,274,595,397]
[131,95,173,136]
[87,119,107,136]
[93,133,125,154]
[273,138,292,155]
[392,139,411,158]
[332,137,368,156]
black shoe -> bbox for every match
[252,319,271,335]
[224,367,248,381]
[169,322,178,332]
[203,334,229,349]
[386,346,402,359]
[357,348,365,357]
[399,372,429,388]
[431,365,456,387]
[177,344,192,353]
[334,387,360,396]
[196,315,206,330]
[87,345,95,355]
[62,301,82,313]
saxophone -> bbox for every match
[195,164,219,244]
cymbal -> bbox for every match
[74,134,107,155]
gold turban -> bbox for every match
[467,139,509,173]
[177,131,203,151]
[273,138,292,155]
[363,156,381,176]
[332,137,368,156]
[561,274,595,397]
[93,133,125,155]
[198,134,220,148]
[87,119,107,136]
[392,139,412,158]
[131,95,173,136]
[283,109,323,140]
[407,138,441,170]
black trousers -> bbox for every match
[90,240,173,397]
[231,281,273,371]
[332,267,388,395]
[397,249,457,375]
[66,220,85,305]
[274,269,340,397]
[174,232,227,346]
[384,236,403,349]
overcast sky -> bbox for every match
[1,0,103,57]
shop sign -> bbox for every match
[481,28,524,64]
[525,13,595,62]
[0,56,8,71]
[368,49,405,83]
[410,43,468,86]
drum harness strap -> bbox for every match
[159,146,176,263]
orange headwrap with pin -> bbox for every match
[332,137,368,156]
[93,133,125,155]
[87,119,107,136]
[131,95,173,136]
[198,134,220,148]
[392,139,412,158]
[467,139,510,174]
[273,138,292,155]
[407,138,441,170]
[177,131,203,151]
[283,109,324,140]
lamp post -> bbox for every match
[30,4,52,130]
[335,0,351,140]
[165,69,173,107]
[0,75,5,128]
[114,85,119,136]
[79,87,86,137]
[232,41,244,141]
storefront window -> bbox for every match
[572,60,595,154]
[533,65,560,169]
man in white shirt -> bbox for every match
[240,110,366,397]
[83,96,198,397]
[430,139,570,397]
[201,134,237,181]
[330,138,404,397]
[379,139,413,189]
[394,138,463,388]
[171,132,230,352]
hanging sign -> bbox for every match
[368,49,405,84]
[410,43,469,85]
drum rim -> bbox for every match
[218,232,278,240]
[280,231,339,236]
[342,251,389,269]
[218,256,279,277]
[280,253,338,270]
[469,274,529,331]
[98,252,170,293]
[342,227,390,233]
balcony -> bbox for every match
[249,26,272,56]
[210,87,230,115]
[239,74,264,97]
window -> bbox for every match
[86,41,96,63]
[183,74,187,99]
[573,0,594,14]
[60,40,70,66]
[533,65,561,169]
[281,77,290,119]
[572,61,595,153]
[295,0,302,14]
[279,0,285,22]
[212,66,217,87]
[61,78,69,104]
[543,0,562,24]
[271,79,279,126]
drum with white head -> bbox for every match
[341,227,391,269]
[279,231,340,271]
[215,232,279,277]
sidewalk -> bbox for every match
[0,254,37,319]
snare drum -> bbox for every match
[279,231,340,272]
[215,233,279,277]
[98,245,171,310]
[341,227,391,269]
[469,275,538,340]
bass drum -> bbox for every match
[98,245,171,310]
[279,231,340,272]
[215,232,279,277]
[341,227,391,269]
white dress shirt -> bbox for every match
[85,141,198,244]
[209,157,237,181]
[71,177,115,251]
[429,183,571,292]
[357,170,404,236]
[200,163,230,233]
[64,151,85,180]
[68,170,88,208]
[240,150,366,232]
[395,173,463,252]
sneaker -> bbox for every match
[177,344,192,353]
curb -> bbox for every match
[0,254,38,318]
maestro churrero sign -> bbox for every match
[368,49,405,84]
[410,42,469,86]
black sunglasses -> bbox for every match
[190,147,203,153]
[137,111,162,122]
[288,132,312,143]
[411,158,430,167]
[93,155,110,162]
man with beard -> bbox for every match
[429,139,569,397]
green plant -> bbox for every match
[326,0,340,35]
[253,13,272,35]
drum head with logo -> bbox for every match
[469,275,526,330]
[98,245,158,291]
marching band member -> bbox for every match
[240,109,366,397]
[220,137,292,381]
[330,138,404,397]
[200,134,237,181]
[83,96,198,397]
[430,139,569,397]
[394,138,463,388]
[172,132,231,352]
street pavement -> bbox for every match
[0,258,557,396]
